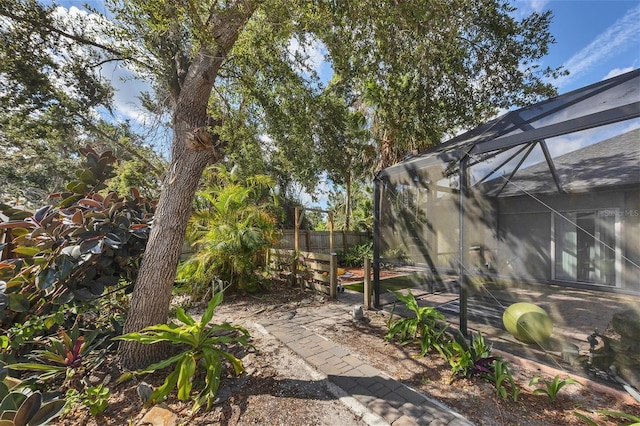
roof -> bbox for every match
[379,68,640,180]
[481,128,640,197]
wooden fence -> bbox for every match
[275,230,370,254]
[268,248,338,297]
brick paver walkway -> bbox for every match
[258,301,473,426]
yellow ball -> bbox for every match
[503,302,553,344]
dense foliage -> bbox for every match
[178,166,278,294]
[0,146,154,329]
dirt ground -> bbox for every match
[60,276,640,426]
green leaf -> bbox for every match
[176,355,196,400]
[12,247,41,257]
[8,294,29,312]
[131,352,186,375]
[201,291,224,326]
[175,307,195,326]
[59,194,83,208]
[150,368,179,405]
[25,399,65,426]
[77,168,97,185]
[36,268,56,291]
[0,392,27,412]
[14,391,41,426]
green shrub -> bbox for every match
[178,166,278,294]
[114,290,251,412]
[338,242,372,268]
[385,290,449,357]
[0,146,155,331]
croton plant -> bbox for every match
[0,146,156,328]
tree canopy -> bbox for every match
[0,0,564,368]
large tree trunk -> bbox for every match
[118,135,212,368]
[118,0,258,370]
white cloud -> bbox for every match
[602,65,636,80]
[510,0,550,19]
[556,4,640,89]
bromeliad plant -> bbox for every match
[114,290,251,412]
[385,290,449,357]
[8,322,107,384]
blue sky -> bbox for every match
[518,0,639,93]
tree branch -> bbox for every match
[0,8,153,71]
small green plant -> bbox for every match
[493,359,519,402]
[114,290,251,412]
[385,290,449,356]
[529,374,579,402]
[445,331,497,382]
[82,384,110,416]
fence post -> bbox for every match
[290,250,298,287]
[329,253,337,298]
[363,257,372,309]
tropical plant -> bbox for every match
[178,166,278,294]
[0,367,66,426]
[529,375,579,403]
[339,242,373,268]
[385,290,449,357]
[8,322,108,384]
[492,359,520,402]
[0,146,155,330]
[445,330,497,383]
[114,290,251,412]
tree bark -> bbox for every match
[118,0,258,370]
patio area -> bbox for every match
[367,271,640,397]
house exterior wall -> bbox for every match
[494,187,639,292]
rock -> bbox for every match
[137,405,177,426]
[611,310,640,343]
[137,382,154,404]
[614,352,640,391]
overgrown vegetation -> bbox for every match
[0,146,155,416]
[177,166,279,295]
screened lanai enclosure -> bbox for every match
[372,69,640,385]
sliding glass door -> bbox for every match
[554,211,616,286]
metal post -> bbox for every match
[459,156,469,336]
[373,176,381,309]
